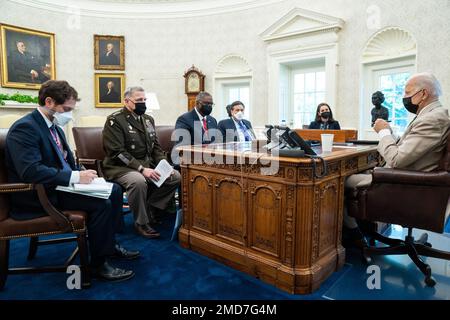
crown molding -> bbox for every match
[7,0,285,19]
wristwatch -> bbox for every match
[138,165,144,173]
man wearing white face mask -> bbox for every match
[5,80,140,283]
[218,101,256,143]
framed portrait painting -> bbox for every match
[0,24,56,90]
[95,73,125,108]
[94,35,125,70]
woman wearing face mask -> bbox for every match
[308,103,341,130]
[218,101,256,143]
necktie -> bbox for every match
[202,117,208,133]
[50,125,68,163]
[237,121,252,142]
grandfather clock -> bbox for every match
[183,65,205,111]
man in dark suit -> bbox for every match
[173,92,219,207]
[218,101,256,143]
[8,41,41,83]
[5,80,138,282]
[100,43,120,66]
[174,91,219,150]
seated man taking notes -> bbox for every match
[5,80,138,282]
[102,86,181,239]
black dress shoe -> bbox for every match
[91,262,135,282]
[342,226,369,249]
[110,244,140,260]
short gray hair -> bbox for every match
[409,72,442,98]
[195,91,212,104]
[124,86,145,99]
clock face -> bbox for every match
[187,73,200,93]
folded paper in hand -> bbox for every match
[56,178,113,199]
[152,159,174,188]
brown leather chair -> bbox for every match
[72,127,105,174]
[155,125,175,163]
[347,134,450,287]
[72,125,176,170]
[72,125,176,214]
[0,129,90,290]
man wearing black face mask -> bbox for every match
[343,73,450,249]
[174,91,219,154]
[102,86,181,239]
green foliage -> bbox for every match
[0,93,39,105]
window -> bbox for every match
[278,58,327,128]
[221,82,250,119]
[376,70,411,134]
[292,70,326,128]
[360,27,417,139]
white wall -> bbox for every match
[1,0,449,130]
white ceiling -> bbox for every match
[8,0,285,18]
[90,0,202,3]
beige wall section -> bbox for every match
[0,0,449,131]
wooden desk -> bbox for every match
[178,142,378,294]
[296,129,358,143]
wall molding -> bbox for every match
[215,54,252,78]
[362,27,417,64]
[8,0,285,19]
[0,101,38,109]
[261,7,344,42]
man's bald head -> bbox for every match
[406,72,442,99]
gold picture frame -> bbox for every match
[0,24,56,90]
[94,35,125,70]
[95,73,125,108]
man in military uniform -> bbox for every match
[102,86,181,239]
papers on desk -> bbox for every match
[56,178,113,199]
[151,159,174,188]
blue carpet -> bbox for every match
[323,226,450,300]
[2,214,450,300]
[0,213,349,300]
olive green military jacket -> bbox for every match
[102,107,167,180]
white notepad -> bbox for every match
[73,178,113,192]
[56,178,113,199]
[152,159,174,188]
